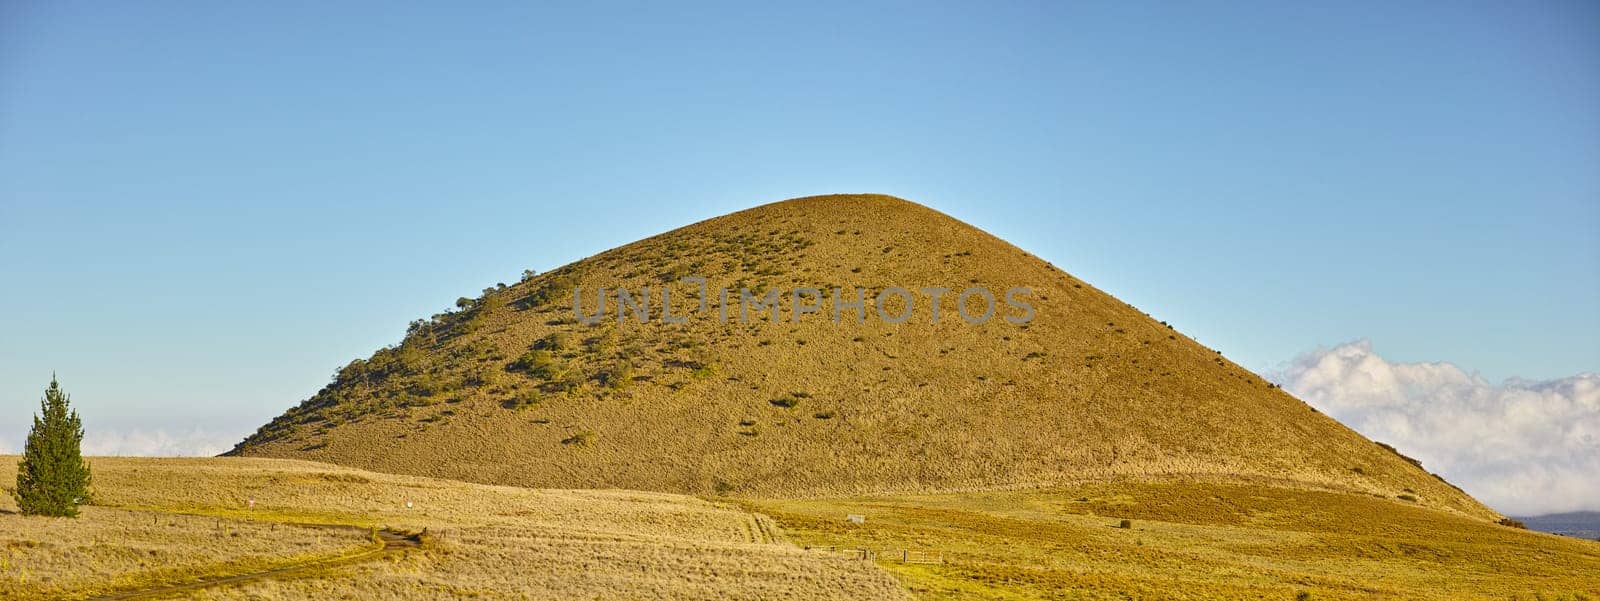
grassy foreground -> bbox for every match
[742,479,1600,600]
[3,456,1594,599]
[0,456,903,600]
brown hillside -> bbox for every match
[230,194,1496,520]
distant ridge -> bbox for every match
[1517,511,1600,539]
[231,194,1498,520]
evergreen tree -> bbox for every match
[14,375,92,517]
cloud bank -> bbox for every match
[79,428,237,457]
[1,426,241,457]
[1271,339,1599,516]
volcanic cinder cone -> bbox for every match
[231,194,1496,520]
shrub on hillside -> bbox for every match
[561,431,594,447]
[598,362,634,390]
[527,270,580,307]
[501,390,540,411]
[532,332,568,352]
[1376,441,1426,470]
[509,350,559,379]
[769,393,805,408]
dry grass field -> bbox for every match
[2,462,1593,599]
[743,479,1600,600]
[0,456,906,600]
[230,194,1492,522]
[0,505,366,599]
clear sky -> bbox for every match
[2,1,1596,478]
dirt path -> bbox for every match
[84,529,423,601]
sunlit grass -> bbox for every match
[0,456,906,600]
[741,479,1600,600]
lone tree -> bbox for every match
[14,375,92,517]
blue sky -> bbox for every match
[1,1,1596,472]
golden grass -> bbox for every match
[741,478,1600,600]
[3,457,1591,598]
[0,506,369,600]
[231,194,1493,522]
[0,456,907,600]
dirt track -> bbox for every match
[85,528,423,601]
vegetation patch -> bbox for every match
[769,392,807,408]
[561,431,595,447]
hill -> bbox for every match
[229,194,1495,520]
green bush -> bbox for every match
[527,270,581,307]
[690,363,716,379]
[509,350,559,379]
[599,361,634,389]
[532,332,568,352]
[547,369,584,394]
[501,390,540,411]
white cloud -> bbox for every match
[0,423,242,457]
[1271,339,1599,516]
[80,427,237,457]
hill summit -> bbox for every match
[231,194,1495,519]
